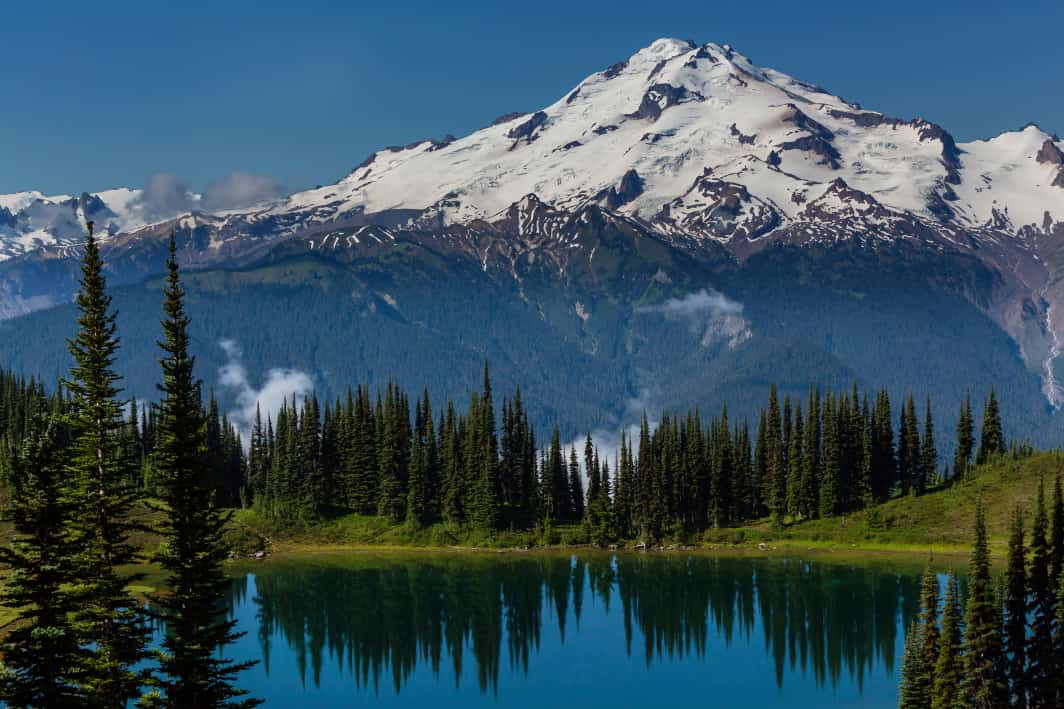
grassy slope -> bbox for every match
[230,452,1063,557]
[728,451,1063,555]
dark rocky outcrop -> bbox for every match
[507,111,549,141]
[782,105,834,141]
[915,122,962,184]
[1037,139,1064,166]
[684,45,718,68]
[602,60,628,79]
[492,112,528,127]
[648,59,669,82]
[653,174,780,242]
[595,169,645,209]
[926,189,957,222]
[729,123,756,145]
[593,125,618,135]
[426,135,456,152]
[778,135,842,169]
[627,84,701,122]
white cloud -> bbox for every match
[203,171,286,211]
[217,339,314,442]
[637,288,743,324]
[135,172,196,221]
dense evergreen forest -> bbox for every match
[899,490,1064,709]
[1,358,1019,544]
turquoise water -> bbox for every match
[210,553,927,707]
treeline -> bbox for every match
[899,481,1064,709]
[0,372,247,507]
[231,375,1013,541]
[3,362,1021,547]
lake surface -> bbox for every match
[215,552,931,707]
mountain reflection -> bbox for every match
[234,554,921,697]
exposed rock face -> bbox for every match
[507,111,548,141]
[492,112,528,127]
[596,169,645,209]
[1037,139,1064,165]
[782,104,834,141]
[778,135,842,169]
[778,105,840,168]
[602,59,628,79]
[729,123,756,145]
[654,174,780,243]
[627,83,701,121]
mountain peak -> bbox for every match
[631,38,697,63]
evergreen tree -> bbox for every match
[786,403,804,519]
[901,563,939,708]
[931,572,963,709]
[1026,478,1056,708]
[1051,474,1064,590]
[799,389,820,519]
[0,416,88,707]
[870,389,895,502]
[63,222,151,706]
[584,433,599,504]
[976,387,1005,465]
[918,397,936,493]
[917,564,940,702]
[899,619,925,709]
[568,445,585,523]
[146,237,259,708]
[898,394,919,495]
[766,385,786,528]
[1004,507,1027,708]
[469,363,499,531]
[545,427,567,525]
[376,385,405,523]
[955,391,975,479]
[960,501,1008,708]
[819,394,839,518]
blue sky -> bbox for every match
[2,0,1061,195]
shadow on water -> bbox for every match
[220,553,933,703]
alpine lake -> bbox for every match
[190,549,958,707]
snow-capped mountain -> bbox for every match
[6,38,1063,257]
[3,37,1064,417]
[270,38,1064,242]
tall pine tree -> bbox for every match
[960,501,1008,708]
[63,221,151,706]
[145,238,259,707]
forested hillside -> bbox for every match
[0,236,1053,457]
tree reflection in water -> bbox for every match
[233,554,924,697]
